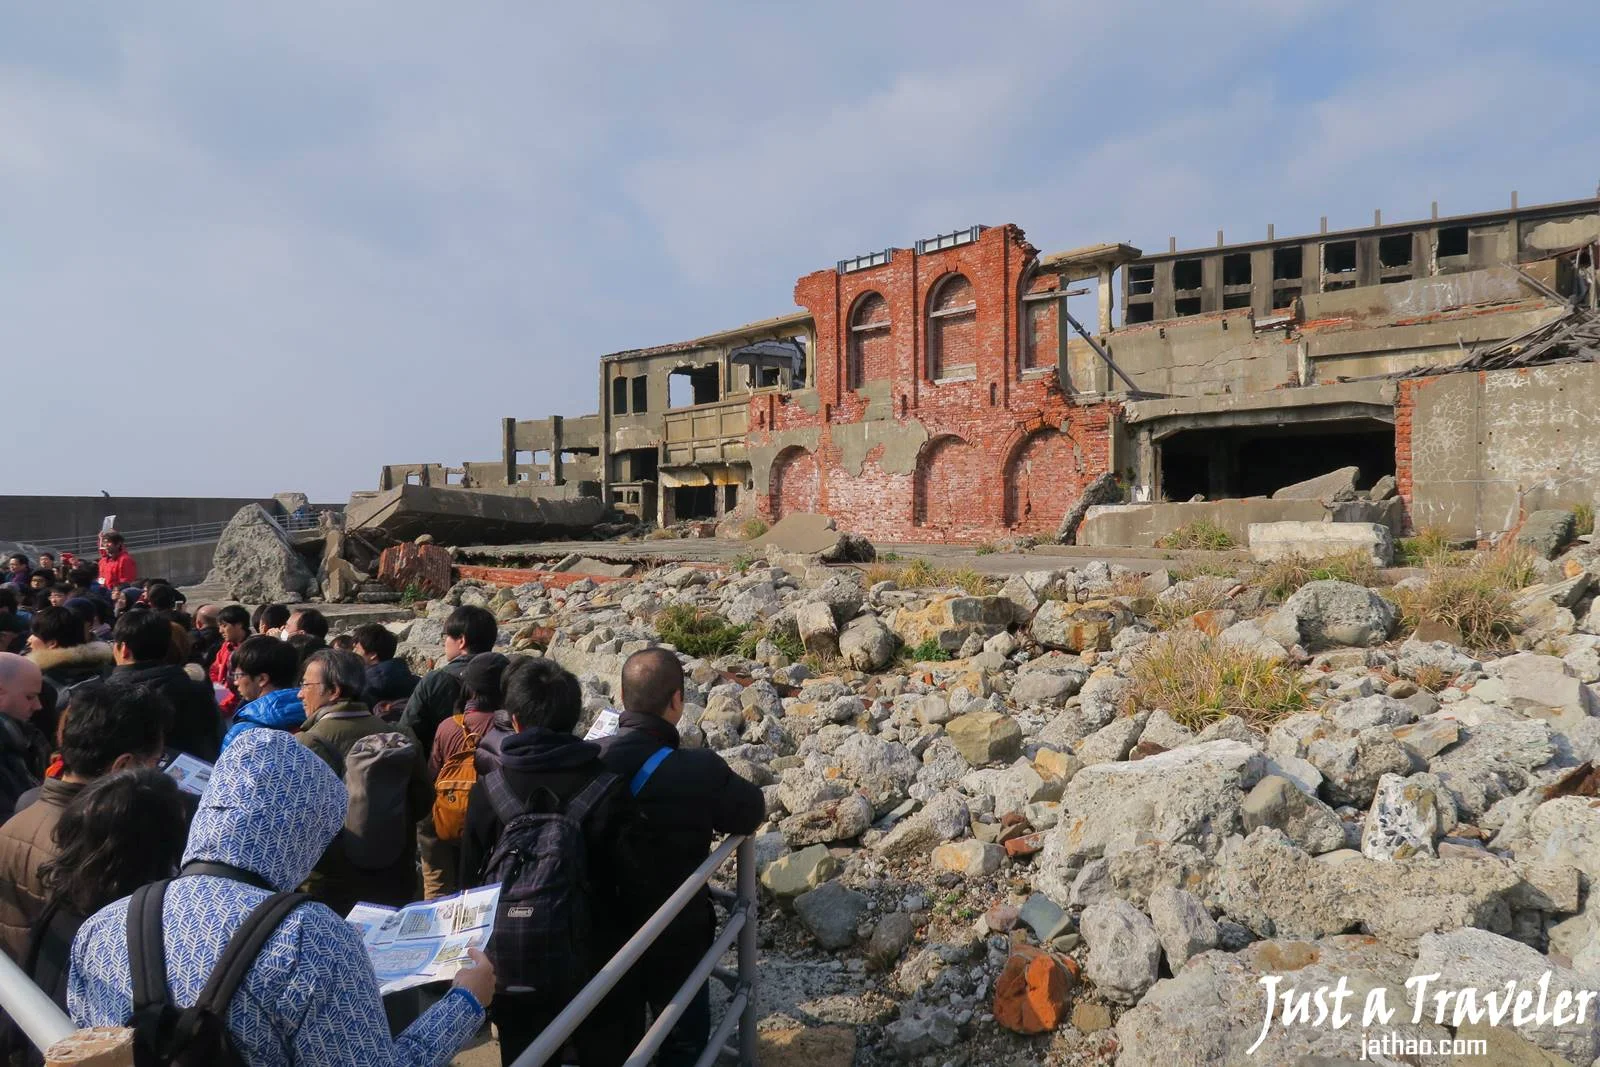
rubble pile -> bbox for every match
[385,531,1600,1064]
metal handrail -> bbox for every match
[9,512,327,558]
[512,835,757,1067]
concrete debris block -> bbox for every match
[1240,774,1347,855]
[835,733,921,815]
[838,615,895,671]
[1214,828,1519,941]
[1473,652,1599,728]
[795,602,840,658]
[993,945,1076,1033]
[761,843,837,897]
[1115,935,1451,1064]
[1075,712,1148,766]
[1057,740,1266,865]
[1080,898,1162,1005]
[1105,841,1216,911]
[1146,886,1218,968]
[1412,928,1600,1063]
[1009,669,1082,707]
[1217,619,1290,663]
[1396,637,1479,681]
[1519,509,1577,559]
[930,839,1004,877]
[1270,465,1359,503]
[1361,772,1445,860]
[1515,571,1594,611]
[915,693,953,726]
[889,595,1017,653]
[1328,694,1417,733]
[1369,474,1398,500]
[992,759,1053,816]
[1525,797,1600,882]
[1305,725,1413,808]
[205,504,320,602]
[1139,709,1197,750]
[793,879,868,950]
[944,711,1023,766]
[1428,719,1555,820]
[756,513,842,555]
[818,532,876,564]
[1031,599,1132,653]
[874,791,970,858]
[779,793,874,847]
[1058,471,1122,546]
[1247,520,1393,566]
[1392,717,1460,761]
[1279,580,1397,650]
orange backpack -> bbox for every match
[432,714,480,842]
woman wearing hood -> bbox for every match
[221,636,306,752]
[68,727,495,1065]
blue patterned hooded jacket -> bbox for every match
[221,688,306,753]
[68,729,484,1066]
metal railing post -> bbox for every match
[0,941,76,1051]
[736,836,757,1064]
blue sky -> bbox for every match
[2,1,1595,501]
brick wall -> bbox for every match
[1393,375,1438,537]
[745,224,1118,543]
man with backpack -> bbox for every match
[295,649,430,917]
[403,605,496,899]
[461,659,643,1067]
[597,648,766,1067]
[68,727,496,1066]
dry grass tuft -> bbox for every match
[1389,544,1538,652]
[1395,526,1453,566]
[875,558,997,596]
[1128,632,1309,730]
[737,517,769,540]
[1156,520,1237,551]
[1575,503,1595,538]
[1147,584,1231,630]
[1259,550,1383,600]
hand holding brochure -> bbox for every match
[159,752,214,796]
[346,884,500,995]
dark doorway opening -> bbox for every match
[671,485,718,521]
[1158,418,1395,501]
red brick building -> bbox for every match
[745,224,1119,542]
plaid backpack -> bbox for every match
[481,769,617,996]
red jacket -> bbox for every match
[98,549,137,589]
[209,639,240,715]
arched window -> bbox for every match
[927,274,976,381]
[848,292,891,389]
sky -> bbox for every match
[3,1,1596,503]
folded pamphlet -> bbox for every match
[159,752,214,797]
[346,884,500,995]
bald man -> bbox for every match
[0,654,46,818]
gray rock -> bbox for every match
[1066,857,1112,912]
[1053,740,1266,865]
[1305,725,1413,808]
[1360,772,1444,860]
[1017,894,1071,942]
[1329,694,1417,732]
[915,693,953,726]
[1412,927,1600,1062]
[1280,580,1396,650]
[1392,716,1461,761]
[1138,709,1197,750]
[882,1009,960,1059]
[1519,509,1577,559]
[931,839,1004,877]
[835,733,921,814]
[1107,842,1215,911]
[1116,935,1453,1064]
[1429,719,1555,820]
[1239,775,1346,855]
[1031,599,1132,652]
[867,912,916,970]
[793,879,868,950]
[874,790,970,858]
[944,711,1023,766]
[838,615,896,671]
[991,759,1055,817]
[1009,670,1083,707]
[779,793,875,847]
[1146,886,1218,968]
[1214,828,1518,940]
[1397,637,1480,681]
[1080,898,1162,1005]
[1075,712,1148,765]
[1271,465,1359,502]
[204,504,319,601]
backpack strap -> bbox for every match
[127,880,174,1016]
[629,748,672,797]
[455,712,480,750]
[566,772,620,823]
[483,769,525,825]
[193,892,311,1016]
[179,860,275,893]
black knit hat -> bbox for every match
[461,652,511,698]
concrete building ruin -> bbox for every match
[379,189,1600,547]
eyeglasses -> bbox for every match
[300,681,328,690]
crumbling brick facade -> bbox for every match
[746,224,1117,542]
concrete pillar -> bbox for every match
[1097,266,1114,335]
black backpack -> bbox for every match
[481,770,616,996]
[125,869,309,1067]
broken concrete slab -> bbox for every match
[345,484,606,545]
[757,513,842,555]
[549,554,635,578]
[1248,520,1393,566]
[1270,466,1359,503]
[205,504,319,602]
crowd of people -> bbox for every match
[0,537,765,1066]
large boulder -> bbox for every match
[1116,935,1454,1064]
[1277,580,1396,649]
[1030,600,1132,653]
[205,505,319,602]
[1518,509,1576,559]
[945,711,1023,766]
[1080,898,1161,1005]
[1051,741,1266,868]
[838,615,895,671]
[888,596,1017,653]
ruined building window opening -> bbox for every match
[1437,226,1470,259]
[1172,258,1203,291]
[1271,287,1301,310]
[668,365,720,409]
[1379,234,1413,268]
[1174,297,1202,317]
[759,367,781,388]
[1124,302,1154,324]
[670,485,717,521]
[1273,247,1302,281]
[1157,419,1395,502]
[1128,264,1155,296]
[404,472,421,486]
[631,375,649,414]
[1222,253,1252,287]
[611,377,628,415]
[848,291,891,389]
[446,470,464,486]
[1322,240,1357,276]
[531,450,554,483]
[1222,292,1252,310]
[1022,291,1057,369]
[723,484,738,512]
[927,274,977,381]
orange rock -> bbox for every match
[1003,831,1046,858]
[994,945,1075,1033]
[1190,609,1231,637]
